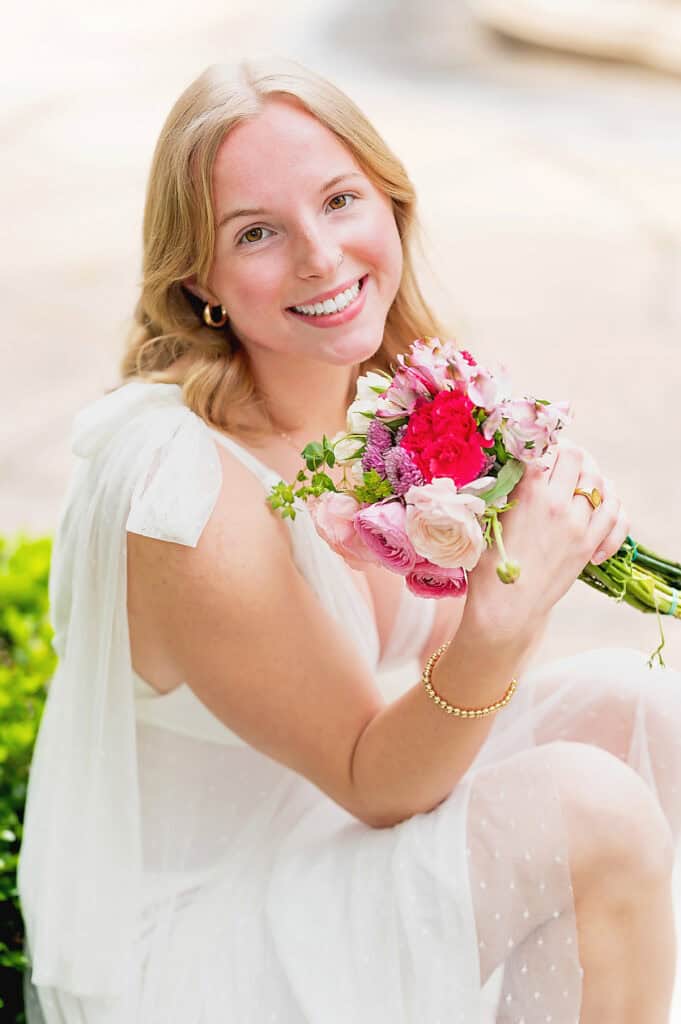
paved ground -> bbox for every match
[3,0,680,678]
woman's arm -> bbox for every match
[418,595,467,675]
[418,594,551,676]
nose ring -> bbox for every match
[337,252,344,268]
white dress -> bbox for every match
[18,380,681,1024]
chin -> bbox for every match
[325,324,387,367]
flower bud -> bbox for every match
[496,559,521,584]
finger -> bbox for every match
[590,506,630,565]
[582,475,624,562]
[570,451,606,528]
[547,442,584,505]
[570,445,605,493]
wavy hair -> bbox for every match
[120,57,447,440]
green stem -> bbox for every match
[490,511,509,565]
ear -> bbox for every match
[182,275,218,306]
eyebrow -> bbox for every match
[217,172,365,229]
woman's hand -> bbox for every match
[461,440,630,639]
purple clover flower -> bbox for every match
[366,418,393,453]
[383,447,424,496]
[361,443,388,477]
[394,424,408,446]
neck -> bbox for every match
[246,347,359,444]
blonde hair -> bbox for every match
[120,57,447,441]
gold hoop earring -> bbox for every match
[203,302,228,328]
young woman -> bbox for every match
[19,58,681,1023]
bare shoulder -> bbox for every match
[127,437,385,825]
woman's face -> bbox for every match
[195,97,403,367]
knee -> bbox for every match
[546,740,675,892]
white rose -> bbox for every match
[404,477,486,570]
[355,370,390,402]
[346,398,377,435]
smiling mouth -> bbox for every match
[287,275,367,317]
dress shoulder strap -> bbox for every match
[205,427,283,491]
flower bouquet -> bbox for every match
[267,338,680,663]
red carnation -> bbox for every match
[400,391,493,487]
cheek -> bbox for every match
[361,205,403,292]
[209,253,282,319]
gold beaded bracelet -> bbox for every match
[422,640,518,718]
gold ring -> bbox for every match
[573,487,603,510]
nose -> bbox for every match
[293,223,339,280]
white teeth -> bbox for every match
[293,277,363,316]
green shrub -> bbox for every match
[0,534,54,1023]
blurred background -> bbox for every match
[3,0,680,667]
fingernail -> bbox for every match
[593,551,606,565]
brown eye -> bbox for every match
[328,194,352,211]
[237,225,273,246]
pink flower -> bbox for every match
[397,340,452,392]
[404,477,486,570]
[353,500,419,575]
[481,406,503,441]
[445,351,500,411]
[375,367,428,419]
[406,561,468,599]
[383,446,424,495]
[500,398,571,463]
[307,492,381,568]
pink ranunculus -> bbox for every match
[406,560,468,599]
[307,492,381,569]
[353,500,419,575]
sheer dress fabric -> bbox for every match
[18,381,681,1023]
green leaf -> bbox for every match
[477,459,525,505]
[352,471,394,504]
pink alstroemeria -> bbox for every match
[481,406,503,441]
[444,350,501,412]
[375,368,426,419]
[500,398,572,462]
[397,338,453,392]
